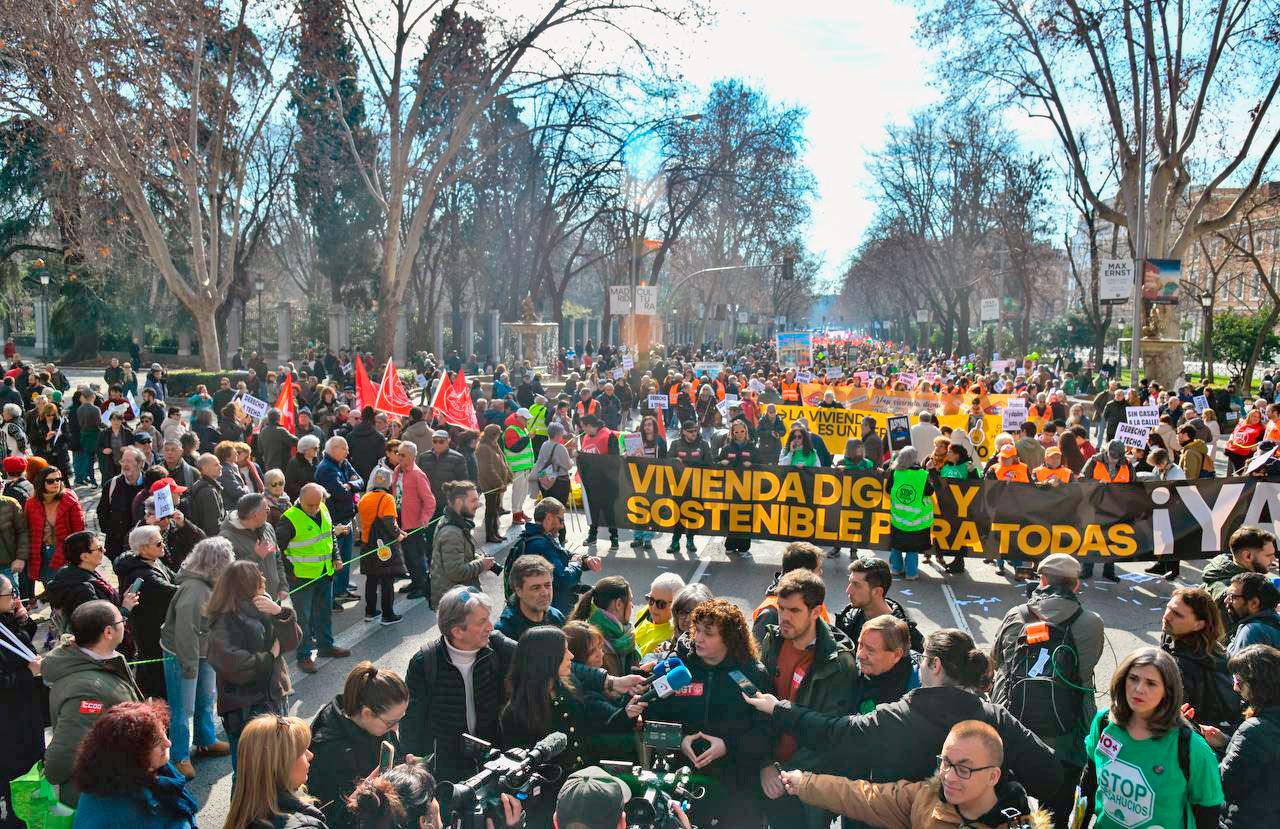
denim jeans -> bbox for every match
[163,652,218,763]
[292,574,334,659]
[332,532,354,596]
[890,549,919,578]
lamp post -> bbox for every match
[1200,290,1214,382]
[35,261,50,358]
[253,274,266,353]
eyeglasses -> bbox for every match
[108,618,127,628]
[644,595,670,610]
[89,545,105,554]
[937,755,998,779]
[375,711,405,728]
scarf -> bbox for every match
[589,606,637,661]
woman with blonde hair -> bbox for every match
[223,715,323,829]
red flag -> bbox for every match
[374,357,413,417]
[354,355,377,412]
[429,370,451,416]
[432,368,479,430]
[273,373,296,434]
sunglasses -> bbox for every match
[45,476,63,483]
[644,595,670,610]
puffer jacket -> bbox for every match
[307,695,402,829]
[1201,553,1246,606]
[343,422,386,482]
[0,493,29,568]
[42,637,143,804]
[26,492,86,579]
[1219,705,1280,829]
[252,791,328,829]
[111,552,177,698]
[795,773,1051,829]
[429,509,481,606]
[207,602,302,715]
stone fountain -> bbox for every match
[499,294,559,368]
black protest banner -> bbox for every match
[577,455,1280,563]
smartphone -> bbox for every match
[728,669,759,697]
[378,740,395,773]
[641,720,683,753]
[128,577,145,595]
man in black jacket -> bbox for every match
[834,556,924,653]
[343,406,386,482]
[402,586,636,789]
[256,408,299,473]
[663,420,710,554]
[96,446,149,561]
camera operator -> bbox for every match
[626,598,771,826]
[346,763,521,829]
[756,571,856,829]
[500,626,634,829]
[554,766,690,829]
[403,588,644,807]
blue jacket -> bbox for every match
[514,523,582,615]
[314,454,363,522]
[1228,609,1280,656]
[72,762,199,829]
[496,601,566,641]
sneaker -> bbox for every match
[398,584,414,594]
[380,613,403,626]
[642,541,654,551]
[630,539,644,549]
[905,573,920,581]
[686,543,697,554]
[1102,572,1121,583]
[364,613,380,623]
[331,601,345,613]
[298,658,318,674]
[193,741,230,758]
[339,591,360,600]
[666,543,680,554]
[406,589,425,599]
[889,569,905,577]
[610,537,619,550]
[585,534,598,545]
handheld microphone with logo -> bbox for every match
[644,656,685,685]
[636,664,693,704]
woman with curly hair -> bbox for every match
[70,700,199,829]
[626,598,770,826]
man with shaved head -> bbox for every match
[275,481,352,673]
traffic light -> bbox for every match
[781,255,795,280]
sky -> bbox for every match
[675,2,941,290]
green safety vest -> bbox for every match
[282,503,335,579]
[504,425,535,473]
[528,404,549,437]
[888,468,934,533]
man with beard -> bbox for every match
[1202,526,1277,631]
[756,570,857,829]
[429,481,496,607]
[1224,572,1280,656]
[834,557,924,654]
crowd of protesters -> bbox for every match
[0,336,1277,829]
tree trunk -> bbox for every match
[193,308,223,371]
[956,293,972,355]
[1243,306,1280,391]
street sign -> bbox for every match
[980,298,999,323]
[916,309,930,323]
[609,285,632,315]
[634,286,658,316]
[1100,259,1134,304]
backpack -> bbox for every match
[995,603,1086,741]
[1187,651,1243,728]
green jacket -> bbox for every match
[0,493,29,566]
[1202,553,1245,605]
[758,619,858,829]
[430,510,482,606]
[42,637,143,805]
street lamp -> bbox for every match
[35,260,50,358]
[1200,290,1214,382]
[253,274,266,353]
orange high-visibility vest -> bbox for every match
[1033,466,1073,485]
[781,380,800,402]
[1091,462,1131,483]
[995,462,1030,483]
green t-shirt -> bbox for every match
[843,457,874,472]
[1084,710,1223,829]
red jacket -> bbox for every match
[26,490,86,579]
[393,463,436,530]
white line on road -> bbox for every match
[687,557,710,585]
[940,583,972,637]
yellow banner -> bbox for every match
[775,404,1003,463]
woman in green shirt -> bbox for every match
[780,426,819,467]
[1079,647,1223,829]
[840,437,876,471]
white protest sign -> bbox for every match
[1001,402,1027,432]
[239,393,269,421]
[748,378,765,393]
[694,361,723,379]
[1125,406,1160,428]
[796,371,813,383]
[1115,422,1150,450]
[716,399,732,418]
[898,372,918,388]
[991,359,1012,373]
[979,297,1000,323]
[724,394,740,404]
[1193,395,1209,413]
[634,286,658,316]
[622,356,635,370]
[825,367,844,379]
[100,402,130,426]
[993,379,1007,393]
[622,433,644,456]
[647,394,669,410]
[152,485,175,518]
[612,368,625,380]
[1246,445,1277,475]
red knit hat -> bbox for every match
[2,456,26,475]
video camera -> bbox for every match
[595,720,705,829]
[438,732,566,829]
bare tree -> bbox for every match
[0,0,294,369]
[918,0,1280,381]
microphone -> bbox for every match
[499,731,568,789]
[645,656,685,684]
[635,665,693,704]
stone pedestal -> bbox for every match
[276,304,292,364]
[33,298,48,356]
[177,329,192,357]
[394,310,407,364]
[500,322,559,368]
[226,301,243,360]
